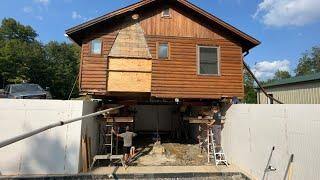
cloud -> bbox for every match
[252,60,291,80]
[72,11,82,19]
[23,6,33,13]
[71,11,91,21]
[253,0,320,27]
[34,0,50,5]
[35,16,43,21]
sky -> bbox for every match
[0,0,319,80]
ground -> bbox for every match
[135,143,208,166]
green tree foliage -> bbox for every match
[273,70,291,80]
[45,42,80,99]
[0,18,37,42]
[243,69,257,104]
[295,46,320,76]
[0,18,80,99]
[0,18,46,84]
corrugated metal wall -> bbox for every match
[222,104,320,180]
[258,81,320,104]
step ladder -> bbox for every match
[104,125,113,155]
[207,127,228,166]
[90,125,125,169]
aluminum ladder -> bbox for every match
[104,125,113,155]
[207,127,228,166]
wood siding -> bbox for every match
[80,34,117,93]
[140,6,244,99]
[147,36,244,99]
[78,4,245,99]
[140,6,225,40]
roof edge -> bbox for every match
[258,72,320,88]
[65,0,260,48]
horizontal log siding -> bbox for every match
[80,34,117,93]
[146,36,244,99]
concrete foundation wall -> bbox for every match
[0,99,96,175]
[222,104,320,180]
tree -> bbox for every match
[295,46,320,76]
[0,18,37,42]
[44,41,80,99]
[243,69,257,104]
[0,18,45,84]
[0,18,80,99]
[273,70,291,80]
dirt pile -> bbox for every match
[136,143,207,166]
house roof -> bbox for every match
[260,72,320,88]
[65,0,260,51]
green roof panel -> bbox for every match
[261,72,320,88]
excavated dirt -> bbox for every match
[135,143,208,166]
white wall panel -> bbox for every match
[0,99,95,175]
[222,104,320,180]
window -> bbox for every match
[198,46,219,75]
[158,42,169,59]
[90,39,102,55]
[162,8,170,17]
[267,94,274,104]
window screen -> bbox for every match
[91,39,102,55]
[198,46,219,75]
[158,43,168,59]
[162,8,170,17]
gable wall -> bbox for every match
[78,5,244,98]
[140,7,244,99]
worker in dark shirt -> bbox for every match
[207,106,224,152]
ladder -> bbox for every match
[104,125,113,155]
[207,127,228,166]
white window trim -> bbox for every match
[197,45,221,76]
[90,39,102,55]
[157,42,170,60]
[161,8,171,17]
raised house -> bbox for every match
[65,0,260,101]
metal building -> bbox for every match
[256,73,320,104]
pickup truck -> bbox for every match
[0,83,52,99]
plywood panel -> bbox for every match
[108,58,152,71]
[107,72,151,92]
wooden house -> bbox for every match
[65,0,260,101]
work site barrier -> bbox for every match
[222,104,320,180]
[0,100,122,175]
[0,105,123,148]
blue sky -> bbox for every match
[1,0,320,80]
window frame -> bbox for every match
[90,38,103,56]
[197,45,221,76]
[161,8,171,18]
[157,42,170,60]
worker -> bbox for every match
[112,126,137,165]
[207,106,224,152]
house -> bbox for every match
[64,0,260,167]
[256,73,320,104]
[65,0,260,102]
